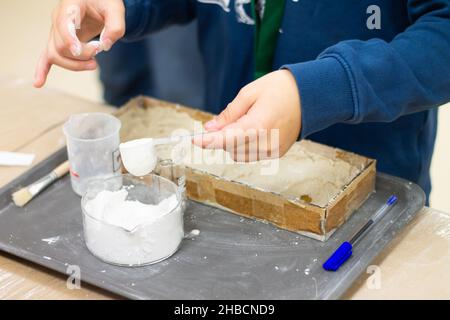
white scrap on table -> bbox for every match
[185,229,200,239]
[0,151,35,166]
[41,236,60,245]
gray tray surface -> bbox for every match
[0,149,425,299]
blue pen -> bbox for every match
[323,195,398,272]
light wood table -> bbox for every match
[1,79,449,300]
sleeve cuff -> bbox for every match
[282,56,356,139]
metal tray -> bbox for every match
[0,148,425,299]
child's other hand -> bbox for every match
[193,70,301,161]
[34,0,125,88]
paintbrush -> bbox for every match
[12,161,70,207]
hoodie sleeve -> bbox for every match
[283,0,450,138]
[123,0,195,41]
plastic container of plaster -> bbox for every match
[81,173,184,267]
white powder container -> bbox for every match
[81,174,184,266]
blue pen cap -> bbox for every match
[323,241,353,271]
[387,195,398,206]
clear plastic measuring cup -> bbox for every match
[63,113,121,196]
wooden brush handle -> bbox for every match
[53,161,70,178]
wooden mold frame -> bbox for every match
[116,96,376,241]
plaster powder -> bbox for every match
[83,188,183,266]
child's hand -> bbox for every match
[34,0,125,88]
[193,70,301,161]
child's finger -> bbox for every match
[194,114,257,149]
[54,28,101,60]
[98,1,126,51]
[73,41,102,60]
[53,3,84,57]
[33,52,52,88]
[204,85,257,131]
[192,131,224,149]
[34,48,97,88]
[51,54,98,71]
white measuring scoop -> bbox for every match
[119,133,209,177]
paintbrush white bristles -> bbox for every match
[12,187,33,207]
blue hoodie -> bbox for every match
[123,0,450,198]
